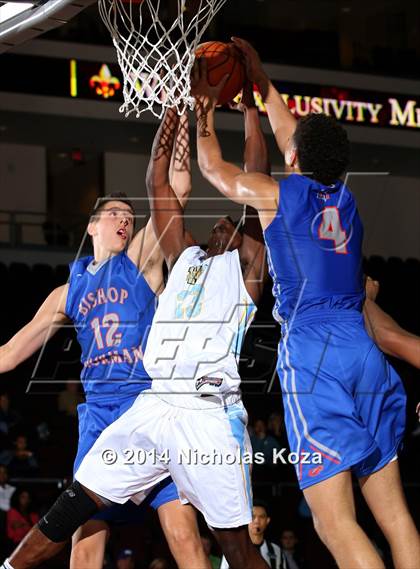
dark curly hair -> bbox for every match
[253,498,271,517]
[293,113,350,185]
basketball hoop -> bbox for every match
[98,0,228,118]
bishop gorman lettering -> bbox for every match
[79,287,129,316]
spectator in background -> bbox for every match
[0,465,15,540]
[57,381,83,417]
[6,488,39,546]
[116,548,135,569]
[0,434,38,477]
[280,530,305,569]
[149,558,169,569]
[267,412,284,440]
[250,418,281,466]
[0,466,15,513]
[220,501,288,569]
[201,533,221,569]
[0,393,21,436]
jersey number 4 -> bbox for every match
[318,207,348,254]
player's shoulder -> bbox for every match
[179,245,203,262]
[168,245,204,275]
[69,255,94,276]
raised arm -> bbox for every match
[193,60,278,230]
[128,112,192,278]
[146,108,191,269]
[231,37,297,157]
[241,81,271,176]
[364,295,420,369]
[169,112,192,208]
[0,284,69,373]
[238,83,269,304]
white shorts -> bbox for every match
[75,390,253,528]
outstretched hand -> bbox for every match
[231,37,269,99]
[365,276,380,302]
[191,57,228,111]
[229,80,255,112]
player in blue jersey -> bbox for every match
[0,92,270,569]
[0,115,211,569]
[193,45,420,569]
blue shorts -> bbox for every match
[278,311,406,490]
[74,394,179,523]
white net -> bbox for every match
[98,0,228,118]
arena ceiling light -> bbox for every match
[0,0,96,53]
[0,2,34,25]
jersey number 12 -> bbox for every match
[91,313,122,349]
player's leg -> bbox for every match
[303,470,384,569]
[2,527,66,569]
[3,393,168,569]
[212,526,270,569]
[279,318,395,569]
[70,520,110,569]
[3,482,103,569]
[70,402,112,569]
[158,501,210,569]
[163,398,269,569]
[358,459,420,569]
[352,338,418,566]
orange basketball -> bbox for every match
[195,41,245,105]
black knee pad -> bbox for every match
[38,481,99,543]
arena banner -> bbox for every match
[0,53,419,130]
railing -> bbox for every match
[9,477,68,490]
[0,210,87,249]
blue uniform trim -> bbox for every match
[226,405,252,510]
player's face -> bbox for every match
[249,506,270,537]
[207,217,242,253]
[89,201,135,253]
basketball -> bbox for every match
[195,41,246,105]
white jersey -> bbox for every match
[143,246,256,400]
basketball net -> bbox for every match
[98,0,228,118]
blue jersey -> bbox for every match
[264,174,364,323]
[65,251,156,401]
